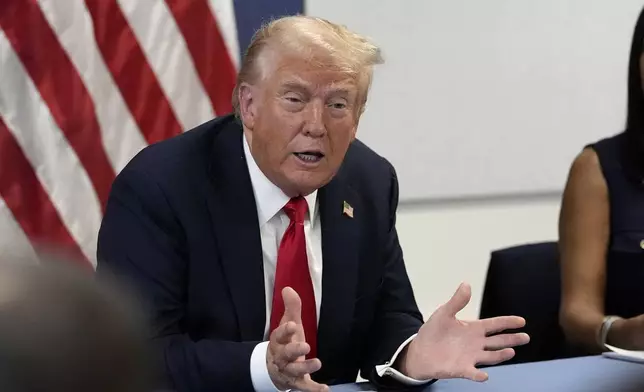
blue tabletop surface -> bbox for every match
[330,355,644,392]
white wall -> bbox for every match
[396,195,561,320]
[308,0,643,201]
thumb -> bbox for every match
[442,282,471,318]
[282,286,302,323]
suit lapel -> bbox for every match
[206,123,266,342]
[317,170,362,364]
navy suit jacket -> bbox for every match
[96,115,424,391]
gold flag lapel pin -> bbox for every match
[342,200,354,218]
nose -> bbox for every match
[302,100,326,138]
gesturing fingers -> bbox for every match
[284,358,323,378]
[267,315,324,392]
[272,321,299,345]
[282,341,311,362]
[461,367,489,383]
[484,332,530,350]
[273,341,311,370]
[270,321,311,370]
[477,348,516,367]
[481,315,526,335]
[442,282,472,318]
[282,287,303,323]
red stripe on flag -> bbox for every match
[84,0,183,142]
[0,116,91,268]
[165,0,236,115]
[0,0,115,211]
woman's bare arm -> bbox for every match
[558,147,609,352]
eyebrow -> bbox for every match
[279,81,310,93]
[327,88,352,96]
[324,80,357,97]
[279,79,355,97]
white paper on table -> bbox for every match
[602,344,644,364]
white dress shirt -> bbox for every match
[243,134,427,391]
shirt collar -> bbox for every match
[243,132,318,227]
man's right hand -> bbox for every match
[266,287,329,392]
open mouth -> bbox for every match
[294,151,324,164]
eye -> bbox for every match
[281,93,305,112]
[328,98,349,110]
[286,96,302,103]
[283,92,304,103]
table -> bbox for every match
[330,355,644,391]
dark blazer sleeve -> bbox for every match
[359,164,427,387]
[96,167,258,392]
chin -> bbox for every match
[286,176,330,196]
[302,177,335,194]
[280,164,337,195]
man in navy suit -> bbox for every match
[97,15,529,392]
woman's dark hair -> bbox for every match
[623,6,644,183]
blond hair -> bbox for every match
[231,15,383,115]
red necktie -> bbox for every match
[269,197,318,359]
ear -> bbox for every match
[351,100,367,141]
[350,110,362,141]
[238,83,258,130]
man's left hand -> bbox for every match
[398,282,530,382]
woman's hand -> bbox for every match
[607,314,644,350]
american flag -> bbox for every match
[0,0,302,269]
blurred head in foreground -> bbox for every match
[0,253,151,392]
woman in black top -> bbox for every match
[559,6,644,353]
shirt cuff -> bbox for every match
[374,333,433,386]
[250,341,286,392]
